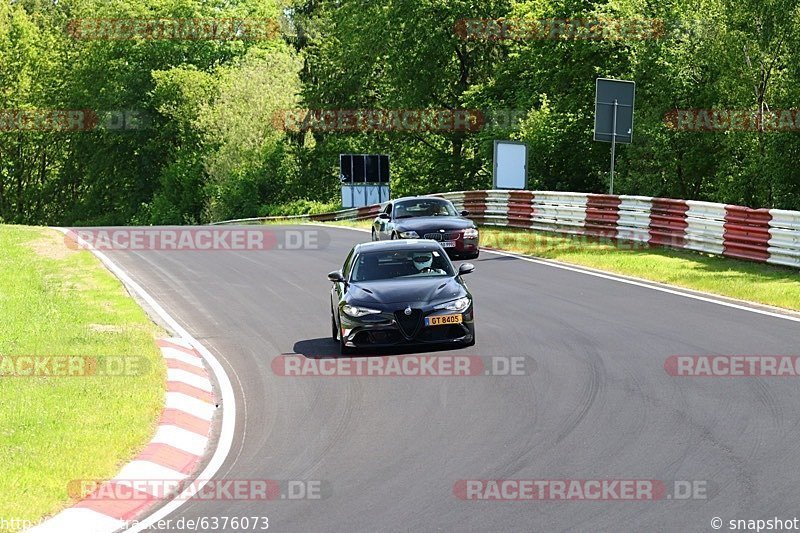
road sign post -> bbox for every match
[594,79,635,195]
[610,99,618,195]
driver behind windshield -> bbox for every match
[412,251,446,275]
[394,200,454,218]
[351,250,452,281]
[428,203,450,216]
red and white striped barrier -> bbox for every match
[531,192,588,234]
[436,190,800,268]
[31,338,217,533]
[213,190,800,269]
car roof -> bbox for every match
[353,239,443,254]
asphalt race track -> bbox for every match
[109,225,800,532]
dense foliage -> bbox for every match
[1,0,798,224]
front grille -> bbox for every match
[352,330,404,345]
[367,330,403,344]
[420,324,468,342]
[394,309,422,337]
[423,231,460,241]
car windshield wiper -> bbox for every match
[394,215,415,219]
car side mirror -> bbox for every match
[378,213,390,220]
[460,210,470,217]
[328,270,346,283]
[458,263,475,275]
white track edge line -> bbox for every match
[52,228,237,533]
[307,222,800,324]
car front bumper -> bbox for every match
[398,231,479,256]
[340,307,475,349]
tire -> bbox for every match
[371,229,377,241]
[331,307,338,342]
[391,232,398,240]
[464,251,480,260]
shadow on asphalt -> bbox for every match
[467,252,518,262]
[292,337,470,359]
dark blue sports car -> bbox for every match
[371,196,480,259]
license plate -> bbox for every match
[425,314,463,327]
[441,241,456,248]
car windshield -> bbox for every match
[351,249,455,282]
[393,200,458,219]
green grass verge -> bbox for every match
[0,226,165,524]
[316,219,374,229]
[317,220,800,312]
[481,227,800,311]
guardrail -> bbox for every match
[212,191,800,269]
[209,205,381,226]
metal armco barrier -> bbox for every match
[724,205,772,262]
[585,194,621,238]
[768,210,800,268]
[212,190,800,269]
[649,198,688,248]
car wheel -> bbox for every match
[371,229,378,241]
[465,251,480,260]
[391,232,398,240]
[331,307,338,342]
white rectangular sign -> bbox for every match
[493,141,528,190]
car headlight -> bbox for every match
[463,228,479,239]
[342,304,382,318]
[399,230,419,238]
[434,297,471,311]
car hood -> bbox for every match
[348,277,467,307]
[394,216,474,232]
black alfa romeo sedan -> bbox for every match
[328,239,476,354]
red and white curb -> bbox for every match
[30,338,217,533]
